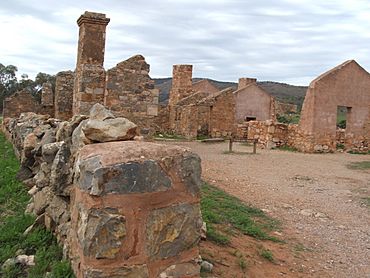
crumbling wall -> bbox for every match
[242,121,289,148]
[2,104,202,278]
[169,65,193,130]
[298,60,370,153]
[41,82,55,117]
[55,71,74,121]
[2,90,41,119]
[208,88,236,137]
[104,55,159,133]
[73,12,110,115]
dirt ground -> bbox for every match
[165,141,370,278]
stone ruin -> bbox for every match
[241,60,370,153]
[2,104,203,277]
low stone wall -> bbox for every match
[238,120,368,153]
[2,104,202,278]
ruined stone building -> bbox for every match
[244,60,370,153]
[167,66,295,138]
[295,60,370,152]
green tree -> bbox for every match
[0,63,19,112]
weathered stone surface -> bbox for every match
[159,262,200,278]
[45,195,70,225]
[55,71,74,121]
[34,162,51,188]
[83,117,137,142]
[177,153,202,196]
[83,265,148,278]
[89,103,114,121]
[146,203,202,259]
[50,142,72,195]
[77,207,126,259]
[77,158,172,196]
[71,119,91,153]
[42,142,63,163]
[33,187,53,215]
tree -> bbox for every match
[0,63,19,112]
[0,63,57,112]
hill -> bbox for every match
[154,78,307,109]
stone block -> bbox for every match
[77,207,126,259]
[146,203,202,259]
[83,265,148,278]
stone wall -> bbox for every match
[208,88,236,137]
[2,90,41,119]
[169,65,193,130]
[73,12,110,115]
[2,104,202,278]
[41,82,55,117]
[104,55,159,133]
[55,71,74,121]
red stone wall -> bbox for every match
[104,55,159,133]
[71,141,202,278]
[209,89,236,137]
[2,90,41,119]
[55,71,74,121]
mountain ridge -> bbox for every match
[154,78,307,109]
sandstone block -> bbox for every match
[83,118,137,142]
[77,207,126,259]
[146,203,202,259]
[83,265,148,278]
[159,262,200,278]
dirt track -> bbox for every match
[166,141,370,278]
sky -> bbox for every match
[1,0,370,85]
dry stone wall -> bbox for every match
[2,104,202,278]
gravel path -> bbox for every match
[166,141,370,278]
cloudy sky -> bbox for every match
[1,0,370,85]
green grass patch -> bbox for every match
[274,145,298,152]
[361,197,370,208]
[260,248,274,262]
[277,113,300,124]
[201,183,280,246]
[347,161,370,170]
[0,131,75,278]
[348,150,370,155]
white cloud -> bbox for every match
[1,0,370,85]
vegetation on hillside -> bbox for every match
[0,131,74,278]
[154,78,307,109]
